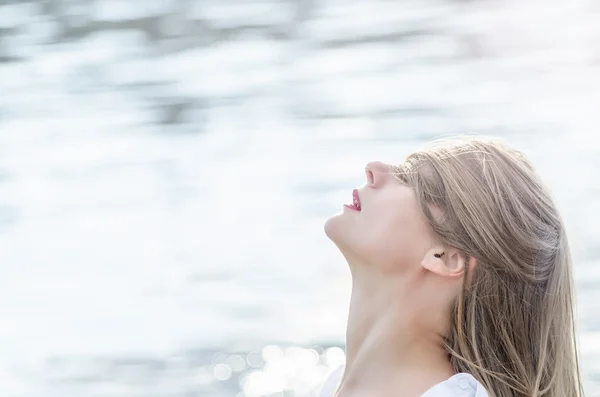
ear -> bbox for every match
[421,247,471,279]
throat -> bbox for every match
[338,289,455,397]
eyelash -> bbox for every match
[391,166,408,184]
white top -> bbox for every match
[317,366,489,397]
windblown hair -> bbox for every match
[394,135,583,397]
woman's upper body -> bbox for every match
[322,135,583,397]
[317,366,489,397]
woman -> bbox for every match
[320,136,583,397]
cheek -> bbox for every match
[358,207,428,269]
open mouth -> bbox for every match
[344,189,361,211]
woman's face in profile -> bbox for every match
[324,161,435,273]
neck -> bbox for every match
[336,272,455,397]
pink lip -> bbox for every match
[344,189,362,211]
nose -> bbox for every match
[365,161,391,188]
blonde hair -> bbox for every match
[395,135,583,397]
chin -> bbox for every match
[324,212,347,245]
[323,215,335,238]
[324,216,362,268]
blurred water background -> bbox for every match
[1,0,600,396]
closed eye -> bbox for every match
[391,165,409,185]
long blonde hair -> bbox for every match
[395,135,583,397]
